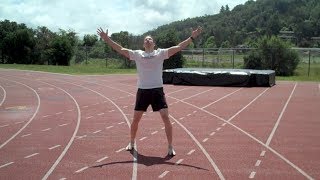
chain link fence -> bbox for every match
[181,48,320,77]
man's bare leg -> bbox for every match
[159,108,176,156]
[126,110,144,150]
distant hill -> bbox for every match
[143,0,320,48]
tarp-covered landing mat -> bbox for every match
[163,68,275,87]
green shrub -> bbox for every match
[244,36,300,76]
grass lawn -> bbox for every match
[1,58,319,82]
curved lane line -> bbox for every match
[44,79,138,180]
[0,77,40,149]
[40,81,81,180]
[67,78,224,179]
[3,70,314,179]
[0,85,6,106]
[167,87,314,180]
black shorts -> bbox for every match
[134,87,168,112]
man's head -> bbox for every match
[143,35,155,51]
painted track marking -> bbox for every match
[0,78,40,149]
[158,170,170,178]
[0,162,14,169]
[0,84,7,106]
[187,149,195,155]
[96,156,108,163]
[24,153,39,159]
[266,83,297,146]
[168,87,314,180]
[75,166,88,173]
[169,115,225,180]
[202,88,242,109]
[39,81,81,180]
[49,145,61,150]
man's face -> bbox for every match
[143,36,155,49]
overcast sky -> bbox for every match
[0,0,249,37]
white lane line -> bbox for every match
[266,83,297,146]
[222,123,226,126]
[167,87,191,95]
[139,137,147,141]
[42,115,51,118]
[225,88,270,123]
[0,124,9,128]
[108,110,115,112]
[260,151,266,157]
[151,131,158,135]
[187,149,195,155]
[97,113,104,116]
[59,123,69,127]
[75,166,88,173]
[82,105,88,108]
[158,170,170,178]
[21,133,32,138]
[76,135,87,139]
[0,85,6,106]
[179,117,185,120]
[42,80,82,180]
[56,112,63,115]
[106,126,113,129]
[161,127,165,130]
[0,78,41,150]
[68,109,73,111]
[59,178,67,180]
[92,130,102,134]
[216,127,221,131]
[86,116,93,119]
[49,145,61,150]
[116,148,125,153]
[171,122,175,124]
[182,88,214,101]
[15,121,25,124]
[118,122,124,125]
[249,171,256,179]
[187,113,192,116]
[0,162,14,169]
[169,87,314,180]
[202,88,242,109]
[210,132,216,136]
[96,156,108,163]
[175,159,184,165]
[41,128,51,132]
[169,115,225,180]
[193,110,197,113]
[202,138,209,142]
[49,78,134,180]
[24,153,39,159]
[255,160,261,167]
[92,103,99,106]
[123,106,128,108]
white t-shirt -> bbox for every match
[128,49,169,89]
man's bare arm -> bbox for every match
[167,26,202,57]
[97,27,130,59]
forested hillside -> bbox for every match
[144,0,320,48]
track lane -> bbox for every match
[0,69,317,179]
[0,75,79,180]
[269,82,320,179]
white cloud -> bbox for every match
[0,0,248,37]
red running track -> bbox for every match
[0,69,319,180]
